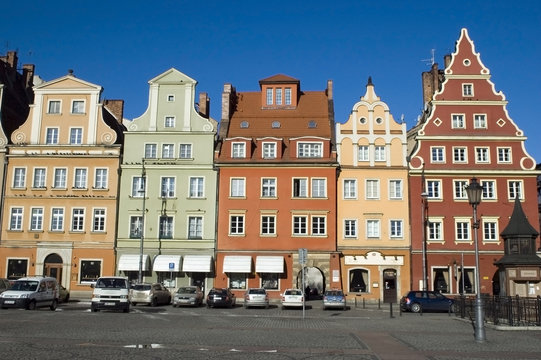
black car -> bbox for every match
[206,288,236,308]
[400,290,454,313]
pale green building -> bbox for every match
[116,68,217,293]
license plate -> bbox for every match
[4,300,14,304]
[105,302,115,306]
[214,296,221,300]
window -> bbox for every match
[262,142,276,159]
[48,100,61,114]
[167,95,175,102]
[474,114,487,129]
[311,178,326,198]
[144,144,157,159]
[293,178,307,198]
[266,88,273,105]
[343,179,357,199]
[30,208,44,231]
[70,128,83,144]
[132,177,145,197]
[454,180,468,199]
[431,147,445,163]
[271,121,280,128]
[426,180,441,199]
[188,216,203,239]
[344,219,357,238]
[475,147,489,163]
[433,268,449,293]
[261,178,276,198]
[51,208,64,231]
[453,147,467,163]
[230,215,244,235]
[374,146,386,161]
[13,168,26,188]
[312,216,326,235]
[428,220,443,241]
[293,216,307,235]
[483,220,498,241]
[93,209,106,232]
[229,273,246,290]
[71,100,85,114]
[462,83,473,96]
[261,273,279,290]
[232,143,245,158]
[74,168,87,189]
[497,148,511,163]
[7,258,28,279]
[130,216,142,238]
[10,208,23,230]
[261,215,276,235]
[46,128,59,144]
[230,178,245,197]
[275,88,282,105]
[94,169,108,189]
[481,180,496,200]
[189,177,204,198]
[349,269,368,293]
[33,168,46,188]
[162,144,174,158]
[285,88,292,105]
[161,177,175,198]
[164,116,175,128]
[179,144,192,159]
[366,220,380,238]
[452,114,465,128]
[389,180,402,199]
[54,168,67,189]
[358,146,369,161]
[72,208,85,231]
[508,180,523,200]
[159,216,173,238]
[297,142,322,158]
[455,220,470,241]
[80,260,101,283]
[365,179,379,199]
[390,220,403,238]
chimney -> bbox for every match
[444,54,452,69]
[22,64,35,89]
[103,99,124,124]
[422,63,441,104]
[221,84,235,121]
[326,80,333,100]
[198,92,210,118]
[6,51,18,69]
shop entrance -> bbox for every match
[44,253,63,284]
[383,269,397,303]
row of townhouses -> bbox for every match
[0,29,539,302]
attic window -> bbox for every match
[271,121,281,128]
[240,121,249,128]
[308,120,317,128]
[375,117,383,125]
[463,59,471,66]
[167,95,175,102]
[359,117,367,124]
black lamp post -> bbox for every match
[138,159,146,284]
[465,177,486,343]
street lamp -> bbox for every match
[138,159,147,284]
[465,177,486,343]
[421,191,428,291]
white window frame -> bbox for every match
[481,180,496,200]
[261,178,276,198]
[230,178,245,197]
[426,180,442,199]
[482,218,499,242]
[344,219,357,238]
[311,178,326,198]
[92,208,106,232]
[453,147,467,163]
[285,88,292,105]
[358,145,369,161]
[94,168,108,189]
[131,176,146,197]
[71,100,85,114]
[261,215,276,235]
[262,142,276,159]
[47,100,61,114]
[427,218,443,241]
[51,208,65,231]
[275,88,282,105]
[451,114,465,129]
[159,216,174,239]
[167,94,175,102]
[164,116,175,128]
[462,83,473,97]
[343,179,357,199]
[10,207,23,230]
[292,178,308,198]
[33,168,46,188]
[474,114,487,129]
[144,144,157,159]
[453,180,468,200]
[13,168,26,188]
[231,142,246,158]
[266,88,273,105]
[54,168,67,189]
[162,144,175,159]
[311,216,326,235]
[365,179,379,200]
[297,142,323,158]
[497,147,512,164]
[70,128,83,144]
[189,177,204,198]
[160,177,175,198]
[390,219,403,238]
[366,219,380,238]
[179,144,192,159]
[508,180,523,200]
[475,147,490,163]
[229,214,245,235]
[46,128,59,144]
[292,215,308,235]
[71,208,85,232]
[374,145,386,162]
[129,216,143,238]
[30,207,44,231]
[389,180,402,199]
[73,168,87,189]
[431,146,445,163]
[455,218,471,241]
[188,216,203,239]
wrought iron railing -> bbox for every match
[454,295,541,326]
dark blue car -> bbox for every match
[400,291,453,313]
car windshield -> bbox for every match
[96,278,128,289]
[178,287,196,294]
[132,284,151,291]
[249,289,266,294]
[10,280,39,291]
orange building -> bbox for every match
[214,75,339,299]
[0,72,125,298]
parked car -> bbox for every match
[130,283,171,306]
[400,290,454,313]
[322,289,347,310]
[59,285,70,303]
[0,276,59,310]
[244,288,269,308]
[281,288,304,309]
[206,288,236,308]
[173,286,203,307]
[0,278,11,294]
[91,276,130,313]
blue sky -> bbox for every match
[3,1,541,162]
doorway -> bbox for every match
[383,269,397,303]
[44,253,63,284]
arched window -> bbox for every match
[349,268,368,293]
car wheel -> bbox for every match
[91,304,99,312]
[411,303,422,313]
[26,300,36,310]
[123,307,129,313]
[151,298,157,307]
[50,299,58,311]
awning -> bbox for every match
[255,256,284,273]
[223,256,252,273]
[118,254,149,271]
[153,255,182,272]
[182,255,212,273]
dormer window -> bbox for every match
[271,121,280,128]
[308,120,317,128]
[276,88,282,105]
[285,88,292,105]
[266,88,273,105]
[297,142,322,158]
[232,142,246,158]
[240,121,249,128]
[262,142,276,159]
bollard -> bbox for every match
[378,299,381,310]
[390,302,394,318]
[363,297,365,309]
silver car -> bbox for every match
[130,283,171,306]
[244,288,269,308]
[281,288,304,309]
[172,286,203,307]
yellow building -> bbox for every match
[0,72,125,298]
[335,78,410,303]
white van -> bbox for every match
[91,276,130,313]
[0,276,59,310]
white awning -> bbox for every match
[118,254,149,271]
[153,255,182,272]
[255,256,284,273]
[223,256,252,273]
[182,255,212,273]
